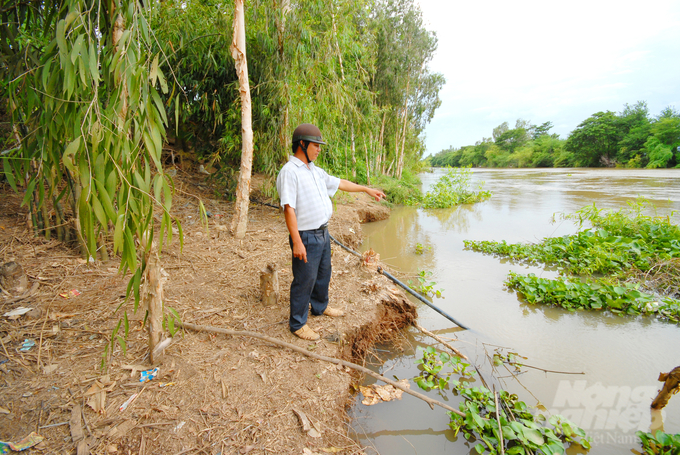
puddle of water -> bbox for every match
[351,168,680,454]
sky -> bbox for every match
[416,0,680,155]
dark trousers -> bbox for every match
[289,229,331,332]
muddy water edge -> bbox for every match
[350,168,680,454]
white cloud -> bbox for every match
[417,0,680,154]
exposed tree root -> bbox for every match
[652,366,680,410]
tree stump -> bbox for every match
[651,366,680,410]
[260,263,279,306]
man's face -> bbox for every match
[307,142,321,162]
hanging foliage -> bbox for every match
[2,0,181,362]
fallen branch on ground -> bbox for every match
[180,321,464,417]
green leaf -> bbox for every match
[176,220,184,251]
[56,20,67,62]
[150,86,168,125]
[21,178,37,208]
[91,192,107,226]
[115,335,126,356]
[88,41,99,83]
[123,312,130,338]
[71,34,84,64]
[521,427,545,446]
[95,180,117,221]
[63,137,81,173]
[149,54,159,86]
[2,158,17,192]
[174,94,180,135]
[163,179,172,212]
[157,68,168,93]
[113,214,125,253]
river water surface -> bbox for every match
[350,168,680,454]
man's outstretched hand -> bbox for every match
[367,188,386,202]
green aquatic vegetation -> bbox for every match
[422,168,492,209]
[563,199,680,240]
[414,242,431,255]
[466,202,680,323]
[408,270,444,298]
[505,273,680,323]
[464,227,674,276]
[450,386,590,454]
[465,202,680,276]
[636,430,680,455]
[410,348,591,454]
[413,346,472,391]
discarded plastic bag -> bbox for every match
[59,289,80,299]
[3,308,32,319]
[139,367,159,383]
[19,339,35,352]
[0,431,44,452]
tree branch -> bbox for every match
[180,321,464,417]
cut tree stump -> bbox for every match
[259,263,279,306]
[651,366,680,410]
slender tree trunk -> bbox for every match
[378,112,386,175]
[229,0,254,239]
[393,119,400,177]
[332,12,345,81]
[397,78,410,179]
[143,248,163,364]
[351,123,356,179]
[385,159,394,176]
[276,1,291,160]
[363,136,370,185]
[113,14,128,130]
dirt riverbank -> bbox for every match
[0,170,418,455]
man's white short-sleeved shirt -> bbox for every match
[276,156,340,231]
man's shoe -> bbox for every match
[293,324,320,341]
[323,307,345,317]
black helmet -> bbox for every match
[292,123,327,145]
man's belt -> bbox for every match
[300,222,328,233]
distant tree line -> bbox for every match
[428,102,680,169]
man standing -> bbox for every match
[277,123,386,341]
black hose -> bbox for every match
[329,234,470,331]
[377,267,470,331]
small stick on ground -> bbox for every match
[413,322,467,360]
[180,321,465,417]
[37,308,49,367]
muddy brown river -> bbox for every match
[351,168,680,454]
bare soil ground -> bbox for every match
[0,171,416,455]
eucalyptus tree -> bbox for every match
[370,0,442,179]
[2,0,179,363]
[229,0,254,239]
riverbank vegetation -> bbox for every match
[464,200,680,324]
[381,167,491,206]
[2,0,443,197]
[428,102,680,169]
